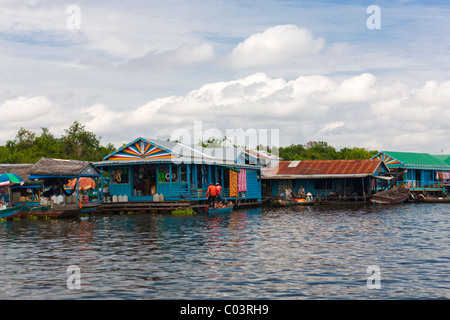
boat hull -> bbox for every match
[207,205,234,214]
[273,199,314,207]
[0,204,25,220]
[18,202,102,218]
[414,197,450,203]
[370,188,410,205]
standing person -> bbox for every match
[206,183,218,208]
[215,183,222,204]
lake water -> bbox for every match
[0,203,449,300]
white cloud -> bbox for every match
[125,42,215,69]
[0,95,68,142]
[0,96,53,124]
[75,72,450,153]
[1,71,450,154]
[229,25,324,68]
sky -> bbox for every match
[0,0,450,154]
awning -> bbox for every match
[372,175,394,180]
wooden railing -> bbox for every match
[168,187,230,200]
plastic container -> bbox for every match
[160,194,164,201]
[112,195,118,202]
[83,195,89,203]
[153,194,159,201]
[123,194,128,202]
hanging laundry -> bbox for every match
[229,169,238,197]
[238,169,247,192]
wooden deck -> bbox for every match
[100,199,261,214]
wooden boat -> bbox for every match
[412,196,450,203]
[0,203,26,220]
[206,204,234,214]
[370,187,410,205]
[273,198,314,207]
[18,202,102,219]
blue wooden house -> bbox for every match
[372,151,450,196]
[94,137,262,211]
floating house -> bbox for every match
[372,151,450,196]
[93,137,262,212]
[0,164,40,206]
[261,159,390,203]
[22,157,103,217]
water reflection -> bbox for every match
[0,204,449,299]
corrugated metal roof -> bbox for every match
[262,159,383,179]
[433,154,450,166]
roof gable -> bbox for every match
[28,157,100,178]
[103,137,178,161]
[432,154,450,166]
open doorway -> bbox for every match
[133,165,157,196]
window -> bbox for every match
[111,167,129,184]
[158,166,178,183]
[158,166,170,183]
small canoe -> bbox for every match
[207,205,234,214]
[0,203,26,220]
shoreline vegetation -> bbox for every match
[0,121,377,164]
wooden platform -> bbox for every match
[100,199,262,214]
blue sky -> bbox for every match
[0,0,449,153]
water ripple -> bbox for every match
[0,204,449,299]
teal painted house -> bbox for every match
[94,137,262,204]
[372,151,450,196]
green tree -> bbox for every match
[61,121,103,161]
[0,121,116,164]
[338,147,378,160]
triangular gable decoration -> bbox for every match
[104,138,177,161]
[373,152,403,166]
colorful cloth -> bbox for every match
[237,169,247,192]
[229,170,238,197]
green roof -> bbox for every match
[432,154,450,166]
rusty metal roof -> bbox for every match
[262,159,384,179]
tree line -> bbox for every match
[0,121,115,164]
[0,122,377,164]
[275,141,378,161]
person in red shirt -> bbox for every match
[206,183,218,208]
[215,183,222,203]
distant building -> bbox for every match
[372,151,450,196]
[261,159,389,203]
